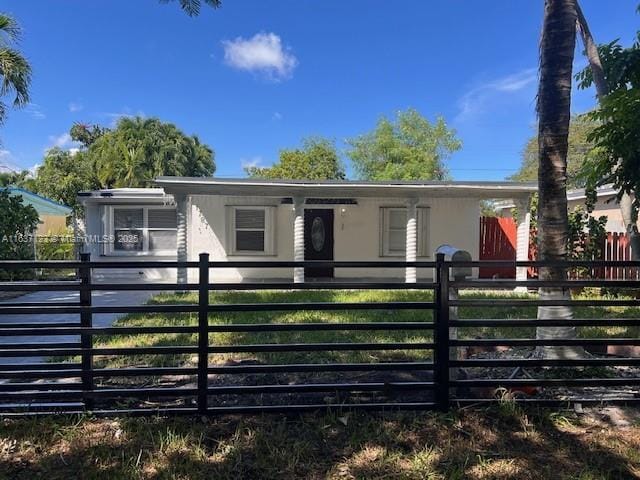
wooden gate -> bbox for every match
[479,216,517,278]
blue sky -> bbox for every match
[1,0,638,180]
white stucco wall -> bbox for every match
[568,197,626,233]
[81,203,177,282]
[189,194,480,281]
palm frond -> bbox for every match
[0,14,20,44]
[158,0,221,16]
[0,48,31,107]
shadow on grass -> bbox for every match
[1,406,639,479]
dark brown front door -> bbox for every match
[304,209,334,278]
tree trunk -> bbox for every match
[576,1,640,260]
[536,0,583,359]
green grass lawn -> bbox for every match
[88,288,640,370]
[1,406,640,479]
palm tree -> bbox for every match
[0,13,31,125]
[160,0,221,16]
[535,0,583,358]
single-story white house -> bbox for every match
[78,178,536,283]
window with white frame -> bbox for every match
[380,207,430,257]
[108,206,177,255]
[227,206,276,255]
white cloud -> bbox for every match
[45,132,81,152]
[241,156,264,170]
[272,111,283,121]
[100,107,145,126]
[0,150,19,173]
[0,150,35,175]
[222,32,297,81]
[456,68,537,122]
[25,103,45,120]
[69,102,84,113]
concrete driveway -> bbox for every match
[0,289,161,365]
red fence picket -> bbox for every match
[604,232,640,280]
[479,217,516,278]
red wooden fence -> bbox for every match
[603,232,640,280]
[479,216,516,278]
[479,217,638,280]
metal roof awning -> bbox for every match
[154,177,537,199]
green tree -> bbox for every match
[88,116,215,188]
[510,116,602,188]
[535,0,581,357]
[35,148,98,214]
[0,189,39,279]
[246,137,345,180]
[346,108,460,181]
[70,122,108,148]
[575,5,640,254]
[0,169,35,190]
[0,13,31,126]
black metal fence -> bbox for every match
[0,254,639,417]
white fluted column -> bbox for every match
[175,193,189,286]
[405,198,418,283]
[514,196,531,291]
[293,196,305,283]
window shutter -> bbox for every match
[148,209,177,229]
[235,209,265,229]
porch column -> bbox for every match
[405,198,418,283]
[293,196,305,283]
[175,193,189,286]
[514,195,531,291]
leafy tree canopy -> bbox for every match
[0,169,36,191]
[35,148,98,214]
[509,116,603,189]
[70,123,108,148]
[576,29,640,220]
[346,108,461,181]
[87,116,215,188]
[35,117,215,213]
[245,137,345,180]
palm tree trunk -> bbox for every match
[575,1,640,260]
[536,0,583,359]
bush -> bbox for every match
[0,190,39,280]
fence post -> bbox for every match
[197,253,210,415]
[434,253,450,411]
[79,252,94,410]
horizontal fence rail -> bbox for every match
[0,254,639,416]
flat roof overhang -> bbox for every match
[155,177,537,200]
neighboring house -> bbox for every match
[2,186,72,235]
[495,184,627,233]
[78,178,536,282]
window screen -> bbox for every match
[114,209,143,229]
[387,209,407,253]
[235,209,266,252]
